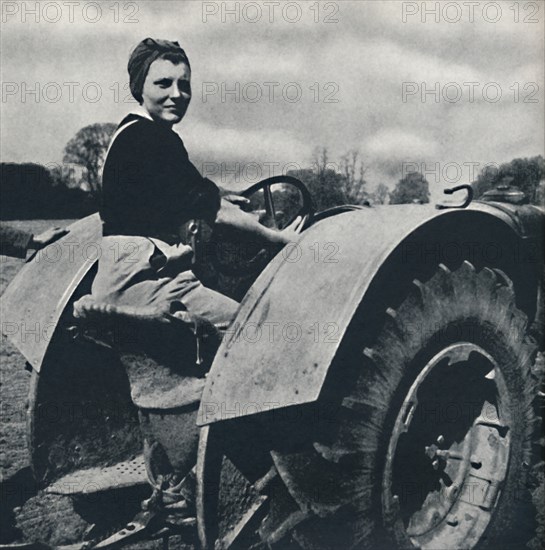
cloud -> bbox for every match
[179,119,313,190]
[365,129,439,160]
[1,0,543,196]
[183,119,312,162]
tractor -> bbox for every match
[1,178,543,549]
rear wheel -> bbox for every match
[198,262,538,549]
[379,262,537,549]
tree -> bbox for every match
[0,162,97,219]
[50,162,78,189]
[287,166,347,212]
[63,123,117,197]
[535,178,545,206]
[496,156,544,203]
[339,150,369,205]
[371,183,389,205]
[271,184,304,227]
[389,171,430,204]
[472,164,500,198]
[472,156,545,204]
[0,163,53,218]
[289,148,348,211]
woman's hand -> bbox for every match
[223,194,250,208]
[273,215,307,245]
[29,227,69,250]
[216,198,257,228]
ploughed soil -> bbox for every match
[1,220,543,549]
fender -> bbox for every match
[198,202,543,425]
[1,214,102,370]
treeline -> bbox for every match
[286,151,545,208]
[1,148,543,221]
[1,123,115,220]
[286,148,394,210]
[0,163,98,220]
[472,155,545,204]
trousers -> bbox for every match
[90,235,238,482]
[91,235,238,326]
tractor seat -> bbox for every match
[72,296,222,410]
[74,295,191,330]
[73,295,220,348]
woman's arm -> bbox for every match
[0,224,32,258]
[0,225,67,258]
[215,198,306,245]
[30,227,68,249]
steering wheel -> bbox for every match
[240,175,313,230]
[209,176,314,279]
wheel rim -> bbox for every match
[383,342,512,549]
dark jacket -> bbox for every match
[101,114,220,239]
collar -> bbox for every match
[129,105,155,122]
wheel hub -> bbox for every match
[383,343,512,549]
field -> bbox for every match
[1,220,543,549]
[1,221,76,480]
[0,220,174,548]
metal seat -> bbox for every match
[71,296,221,410]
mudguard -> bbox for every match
[1,214,102,370]
[198,202,543,425]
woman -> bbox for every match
[90,38,304,327]
[78,39,305,506]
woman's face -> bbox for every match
[141,58,191,126]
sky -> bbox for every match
[1,0,544,198]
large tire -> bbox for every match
[271,261,538,549]
[198,262,539,549]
